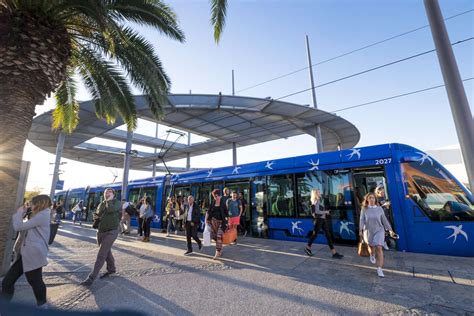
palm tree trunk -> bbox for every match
[0,87,37,265]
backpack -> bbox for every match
[125,204,138,217]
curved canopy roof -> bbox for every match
[29,94,360,172]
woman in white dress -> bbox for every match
[359,193,397,277]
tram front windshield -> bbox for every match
[402,160,474,221]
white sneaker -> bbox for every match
[370,255,376,264]
[377,267,384,278]
[166,233,170,237]
[383,242,389,250]
[175,230,178,234]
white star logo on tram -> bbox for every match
[265,161,275,170]
[415,152,433,166]
[232,166,241,175]
[291,221,304,235]
[339,221,355,236]
[307,159,320,171]
[346,148,361,160]
[207,168,213,177]
[445,225,468,244]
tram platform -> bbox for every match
[4,221,473,315]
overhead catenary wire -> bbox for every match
[331,77,474,113]
[236,9,474,93]
[272,37,473,102]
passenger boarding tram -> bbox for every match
[56,143,474,257]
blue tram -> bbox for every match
[55,143,473,257]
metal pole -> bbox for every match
[2,161,30,276]
[232,69,235,96]
[424,0,474,193]
[232,142,237,166]
[152,123,158,177]
[186,132,191,170]
[121,131,133,200]
[305,35,324,153]
[49,132,65,199]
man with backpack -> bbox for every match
[120,200,136,235]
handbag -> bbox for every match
[203,224,211,247]
[222,227,237,245]
[358,241,370,257]
[92,216,101,229]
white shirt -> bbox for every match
[187,204,193,221]
[122,202,130,210]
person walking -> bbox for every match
[136,197,145,238]
[72,200,84,225]
[165,196,178,237]
[304,189,344,259]
[2,195,51,307]
[206,189,227,260]
[142,197,154,242]
[359,192,398,278]
[375,184,394,250]
[226,191,242,245]
[80,188,121,286]
[120,200,132,235]
[183,195,202,255]
[238,192,248,237]
[54,201,63,224]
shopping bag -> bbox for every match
[203,224,211,247]
[222,227,237,245]
[358,241,370,257]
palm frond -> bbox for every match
[210,0,227,44]
[107,0,185,42]
[52,70,80,133]
[76,46,137,130]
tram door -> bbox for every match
[225,182,251,234]
[352,167,395,246]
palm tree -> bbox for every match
[0,0,186,266]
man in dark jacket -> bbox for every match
[183,195,202,255]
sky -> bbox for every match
[24,0,473,192]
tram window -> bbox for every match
[324,171,352,209]
[199,184,212,215]
[402,161,474,221]
[267,174,295,217]
[128,188,141,204]
[296,171,324,218]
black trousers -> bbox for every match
[1,256,47,306]
[185,222,201,251]
[137,217,144,236]
[307,217,334,250]
[143,218,152,238]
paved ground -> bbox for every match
[4,221,474,315]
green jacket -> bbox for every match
[96,199,121,232]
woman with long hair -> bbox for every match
[206,189,227,259]
[359,192,397,277]
[165,196,178,237]
[304,189,343,259]
[2,195,52,307]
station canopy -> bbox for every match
[29,94,360,172]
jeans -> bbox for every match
[143,217,152,238]
[308,217,334,250]
[167,217,176,233]
[120,213,131,233]
[137,217,144,236]
[88,229,119,280]
[1,256,46,306]
[73,211,82,223]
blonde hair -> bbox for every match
[31,194,52,213]
[310,189,320,204]
[361,193,376,208]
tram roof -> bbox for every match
[29,94,360,172]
